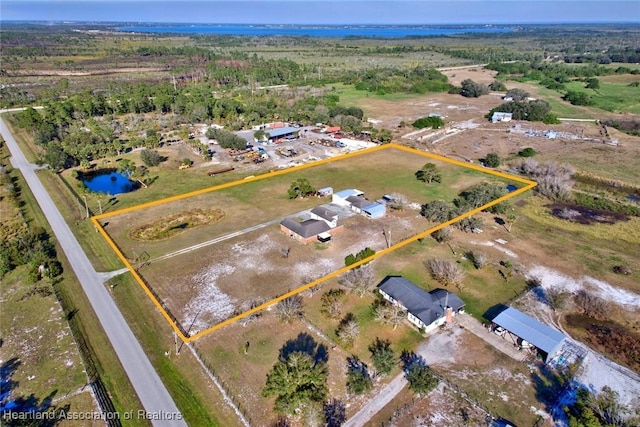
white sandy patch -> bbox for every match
[184,264,237,335]
[293,257,338,281]
[528,265,640,309]
[230,234,278,274]
[471,240,519,258]
[575,352,640,409]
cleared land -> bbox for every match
[96,145,530,339]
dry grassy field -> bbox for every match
[99,146,515,337]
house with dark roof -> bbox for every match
[310,206,339,228]
[378,276,465,332]
[280,206,344,244]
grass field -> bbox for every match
[194,283,424,426]
[107,273,243,427]
[97,145,527,339]
[563,80,640,114]
[0,144,146,426]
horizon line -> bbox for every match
[3,20,640,25]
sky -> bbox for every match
[1,1,639,25]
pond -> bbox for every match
[83,171,138,195]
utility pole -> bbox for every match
[98,198,102,215]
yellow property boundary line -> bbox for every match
[91,143,537,343]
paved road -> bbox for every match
[0,114,187,427]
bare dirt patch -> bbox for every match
[129,208,225,241]
[142,210,425,335]
[441,67,498,86]
[549,203,628,225]
[564,314,640,373]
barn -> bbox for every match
[491,307,566,363]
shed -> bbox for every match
[492,307,565,363]
[267,127,299,139]
[363,202,386,219]
[491,112,513,123]
[332,189,364,206]
[346,195,371,213]
[317,187,333,197]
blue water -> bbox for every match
[115,24,513,38]
[83,172,137,195]
[506,184,518,192]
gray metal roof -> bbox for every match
[267,127,299,138]
[363,203,386,217]
[346,195,371,209]
[334,189,363,199]
[310,206,338,222]
[280,218,330,238]
[378,276,465,326]
[492,307,565,356]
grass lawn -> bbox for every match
[563,80,640,114]
[105,147,508,260]
[331,83,426,106]
[98,146,518,338]
[194,313,344,426]
[0,149,146,426]
[513,196,640,294]
[37,169,125,272]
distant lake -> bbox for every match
[114,24,514,38]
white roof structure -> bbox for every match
[492,307,565,362]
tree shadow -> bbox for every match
[279,332,328,365]
[400,350,427,373]
[483,303,509,323]
[530,363,571,419]
[0,358,59,422]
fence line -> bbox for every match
[52,282,122,427]
[188,345,252,427]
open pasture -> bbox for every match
[94,144,534,341]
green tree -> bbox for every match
[117,159,137,176]
[563,91,593,106]
[518,147,537,157]
[485,152,501,168]
[287,178,316,199]
[406,363,438,394]
[415,163,442,184]
[420,200,454,223]
[489,80,507,91]
[368,338,396,375]
[346,356,373,395]
[44,143,71,170]
[344,247,376,266]
[412,116,444,129]
[460,79,489,98]
[505,88,530,101]
[585,78,600,90]
[140,149,162,167]
[263,352,329,415]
